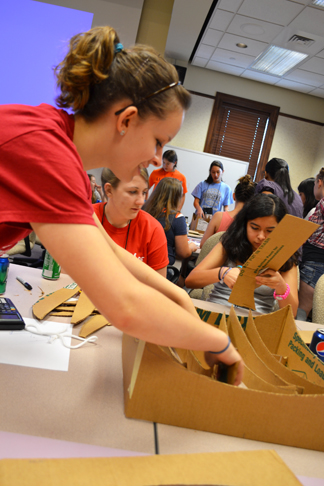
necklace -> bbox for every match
[102,202,131,249]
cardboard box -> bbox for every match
[122,305,324,452]
[0,450,302,486]
[189,213,211,234]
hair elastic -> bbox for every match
[209,336,231,355]
[114,42,124,54]
[273,283,290,301]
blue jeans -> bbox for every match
[299,261,324,289]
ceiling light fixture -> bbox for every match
[250,45,308,76]
[312,0,324,7]
[236,43,247,48]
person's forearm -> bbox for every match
[92,213,197,317]
[31,221,244,384]
[186,266,221,289]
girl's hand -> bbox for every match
[197,207,204,219]
[223,267,241,289]
[255,268,287,294]
[204,344,244,386]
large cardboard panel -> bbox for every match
[254,307,324,386]
[228,215,318,310]
[123,332,324,452]
[0,450,302,486]
[244,311,324,394]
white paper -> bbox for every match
[0,318,72,371]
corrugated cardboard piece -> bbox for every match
[123,305,324,452]
[32,284,110,336]
[229,214,319,310]
[0,450,302,486]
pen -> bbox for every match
[16,276,33,290]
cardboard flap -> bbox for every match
[71,290,96,324]
[229,214,319,309]
[32,283,80,320]
[79,315,110,338]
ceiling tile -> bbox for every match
[287,6,324,38]
[195,44,215,59]
[242,69,282,84]
[202,28,224,47]
[217,0,243,13]
[317,50,324,59]
[284,69,324,87]
[191,57,208,68]
[308,88,324,98]
[206,60,245,75]
[209,9,234,31]
[227,14,283,43]
[210,47,255,68]
[275,78,315,92]
[238,0,304,25]
[286,0,310,4]
[299,56,324,75]
[218,32,267,57]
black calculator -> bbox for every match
[0,297,25,330]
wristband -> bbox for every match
[220,267,231,284]
[209,336,231,355]
[218,267,224,281]
[273,283,290,301]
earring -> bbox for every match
[120,129,125,136]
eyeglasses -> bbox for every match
[114,81,181,116]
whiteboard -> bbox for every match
[148,145,249,220]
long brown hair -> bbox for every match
[54,26,191,121]
[143,178,182,231]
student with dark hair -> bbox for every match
[149,149,187,209]
[143,178,197,277]
[186,194,299,316]
[191,161,233,218]
[255,158,303,218]
[298,167,324,320]
[0,25,244,383]
[298,177,318,220]
[200,174,256,248]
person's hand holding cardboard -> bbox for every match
[228,214,319,310]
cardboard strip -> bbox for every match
[229,214,319,310]
[71,291,96,324]
[79,315,110,338]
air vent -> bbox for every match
[288,34,315,47]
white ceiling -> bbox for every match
[165,0,324,98]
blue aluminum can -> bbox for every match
[0,254,9,294]
[309,328,324,363]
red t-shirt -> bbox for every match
[0,103,95,253]
[149,168,188,194]
[93,203,169,271]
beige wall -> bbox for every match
[169,94,324,194]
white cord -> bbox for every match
[25,323,98,349]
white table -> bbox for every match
[1,265,323,484]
